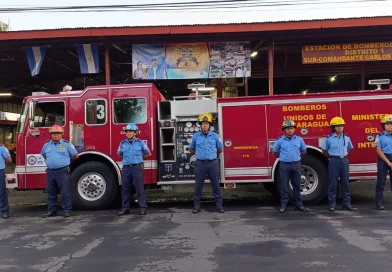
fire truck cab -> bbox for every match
[7,82,392,209]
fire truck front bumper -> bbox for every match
[5,173,17,189]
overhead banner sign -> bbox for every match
[302,42,392,64]
[132,42,251,80]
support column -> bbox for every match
[105,45,111,85]
[268,42,274,96]
[245,77,249,96]
[361,64,365,90]
[216,78,223,98]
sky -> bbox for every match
[0,0,392,31]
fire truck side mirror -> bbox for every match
[29,101,36,128]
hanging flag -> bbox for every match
[75,44,100,74]
[24,46,46,76]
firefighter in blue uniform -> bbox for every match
[375,115,392,210]
[189,112,224,214]
[322,117,357,212]
[118,123,151,216]
[41,124,78,218]
[273,120,310,213]
[0,145,12,219]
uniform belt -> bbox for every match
[124,163,143,166]
[330,156,347,159]
[281,161,300,163]
[48,166,69,171]
[197,158,217,162]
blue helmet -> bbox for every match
[124,123,138,131]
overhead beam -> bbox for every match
[2,17,392,41]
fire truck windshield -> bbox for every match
[16,102,28,134]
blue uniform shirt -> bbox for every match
[375,131,392,154]
[0,146,11,170]
[189,131,223,160]
[117,138,150,165]
[41,139,78,169]
[273,135,307,162]
[322,133,353,156]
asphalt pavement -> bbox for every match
[1,179,392,272]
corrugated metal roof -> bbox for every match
[4,15,392,32]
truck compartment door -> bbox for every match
[219,104,269,182]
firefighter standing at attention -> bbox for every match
[118,123,151,216]
[189,112,224,214]
[0,145,12,219]
[322,117,357,212]
[273,120,310,213]
[41,124,78,218]
[374,115,392,210]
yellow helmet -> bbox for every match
[381,115,392,124]
[198,112,213,124]
[281,120,296,130]
[330,117,345,126]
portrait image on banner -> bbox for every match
[132,44,167,80]
[209,42,251,78]
[165,43,210,79]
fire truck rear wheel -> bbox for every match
[275,155,328,206]
[71,161,119,210]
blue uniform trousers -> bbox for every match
[376,154,392,204]
[328,157,351,207]
[46,167,72,212]
[279,161,302,206]
[0,170,9,213]
[194,159,223,209]
[121,164,147,211]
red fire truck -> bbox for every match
[6,83,391,209]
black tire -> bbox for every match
[275,155,328,206]
[70,161,119,210]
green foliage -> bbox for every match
[0,21,10,32]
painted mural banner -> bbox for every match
[302,42,392,64]
[132,42,251,79]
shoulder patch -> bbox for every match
[63,140,69,143]
[344,133,350,137]
[326,133,333,138]
[378,133,383,136]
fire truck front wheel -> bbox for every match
[70,161,119,210]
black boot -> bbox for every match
[295,205,310,212]
[192,208,201,214]
[279,203,287,213]
[140,210,148,215]
[1,212,9,219]
[342,205,357,211]
[42,211,57,218]
[118,209,130,216]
